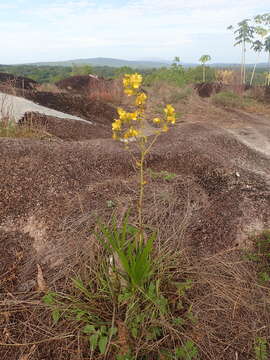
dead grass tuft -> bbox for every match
[189,248,270,359]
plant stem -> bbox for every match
[250,63,256,86]
[268,52,270,86]
[243,40,246,84]
[138,144,145,245]
[203,65,205,82]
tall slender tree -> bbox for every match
[254,13,270,85]
[199,54,211,82]
[265,36,270,85]
[250,27,268,85]
[228,19,255,84]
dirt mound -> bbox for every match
[21,90,117,125]
[1,121,269,265]
[1,109,270,359]
[20,112,111,140]
[265,85,270,101]
[195,82,223,97]
[0,72,37,89]
[56,75,116,94]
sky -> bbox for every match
[0,0,269,64]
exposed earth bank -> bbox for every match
[1,108,270,284]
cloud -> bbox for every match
[1,0,270,63]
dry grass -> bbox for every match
[189,249,270,360]
[0,242,269,360]
[88,78,124,105]
[36,83,63,93]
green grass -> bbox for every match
[212,91,259,109]
[43,216,198,359]
[251,230,270,285]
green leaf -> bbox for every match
[100,325,107,334]
[186,311,197,325]
[131,327,138,339]
[173,317,186,326]
[75,310,88,321]
[255,337,268,360]
[42,292,57,305]
[98,335,108,354]
[176,279,193,296]
[126,224,138,235]
[175,340,199,359]
[89,333,99,351]
[83,324,95,334]
[71,278,92,298]
[258,272,270,283]
[108,327,118,337]
[52,309,61,324]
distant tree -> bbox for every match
[265,36,270,85]
[199,54,211,82]
[254,13,270,85]
[115,66,134,77]
[250,27,268,85]
[254,13,270,26]
[172,56,180,66]
[71,64,93,76]
[171,56,184,76]
[228,19,255,84]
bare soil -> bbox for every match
[0,73,37,90]
[1,94,270,359]
[56,75,116,95]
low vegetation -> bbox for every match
[211,91,258,109]
[0,120,48,139]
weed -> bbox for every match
[254,337,269,360]
[246,230,270,285]
[43,220,196,358]
[161,340,199,359]
[42,74,199,359]
[147,168,177,181]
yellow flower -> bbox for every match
[123,77,130,87]
[135,92,147,106]
[124,88,136,96]
[153,117,161,124]
[162,124,169,132]
[123,127,140,139]
[130,73,142,89]
[123,73,143,94]
[117,108,127,120]
[164,104,175,116]
[166,115,176,124]
[130,112,138,121]
[112,119,122,131]
[112,132,119,140]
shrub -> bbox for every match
[212,91,245,108]
[247,230,270,284]
[211,90,261,110]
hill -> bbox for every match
[24,57,171,68]
[21,57,270,69]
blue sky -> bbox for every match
[0,0,269,64]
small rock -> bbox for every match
[17,279,36,292]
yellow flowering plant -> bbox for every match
[112,73,176,242]
[42,73,200,359]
